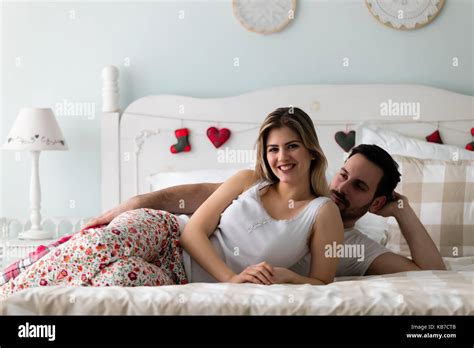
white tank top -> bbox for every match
[177,179,331,283]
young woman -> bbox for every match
[0,107,343,297]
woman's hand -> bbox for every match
[271,267,295,284]
[228,261,275,285]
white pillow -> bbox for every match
[147,168,243,191]
[148,168,338,192]
[355,213,389,245]
[356,123,474,161]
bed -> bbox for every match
[1,257,473,315]
[0,65,473,315]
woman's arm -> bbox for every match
[289,201,344,285]
[179,170,258,283]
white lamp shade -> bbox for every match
[3,108,68,151]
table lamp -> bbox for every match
[2,108,68,240]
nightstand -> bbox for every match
[0,216,90,268]
[1,238,57,268]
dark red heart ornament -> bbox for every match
[335,130,356,152]
[425,130,443,144]
[207,127,231,148]
[466,128,474,151]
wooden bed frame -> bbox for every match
[100,65,473,212]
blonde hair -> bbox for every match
[254,107,329,197]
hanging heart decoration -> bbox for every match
[466,128,474,151]
[207,127,231,148]
[425,130,443,144]
[335,130,356,152]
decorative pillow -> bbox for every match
[355,123,474,247]
[386,155,474,257]
[356,123,474,161]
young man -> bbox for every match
[85,145,446,277]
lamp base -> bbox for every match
[18,229,55,240]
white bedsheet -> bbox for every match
[1,257,472,315]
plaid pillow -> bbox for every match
[386,155,474,257]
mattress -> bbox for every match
[1,257,472,315]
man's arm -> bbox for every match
[136,183,222,214]
[83,183,222,228]
[367,193,446,275]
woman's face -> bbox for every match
[265,126,314,184]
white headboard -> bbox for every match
[100,65,473,212]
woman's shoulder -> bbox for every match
[314,197,338,214]
[237,169,261,193]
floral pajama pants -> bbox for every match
[0,208,188,298]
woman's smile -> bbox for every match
[278,163,296,173]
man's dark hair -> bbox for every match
[348,144,401,202]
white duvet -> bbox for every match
[1,257,472,315]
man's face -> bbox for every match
[329,154,384,224]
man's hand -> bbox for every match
[83,196,141,230]
[373,191,409,218]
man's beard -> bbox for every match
[330,190,372,221]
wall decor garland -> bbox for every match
[125,111,472,155]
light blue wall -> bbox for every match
[1,0,473,220]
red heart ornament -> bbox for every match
[471,128,474,136]
[207,127,231,148]
[466,142,474,151]
[425,130,443,144]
